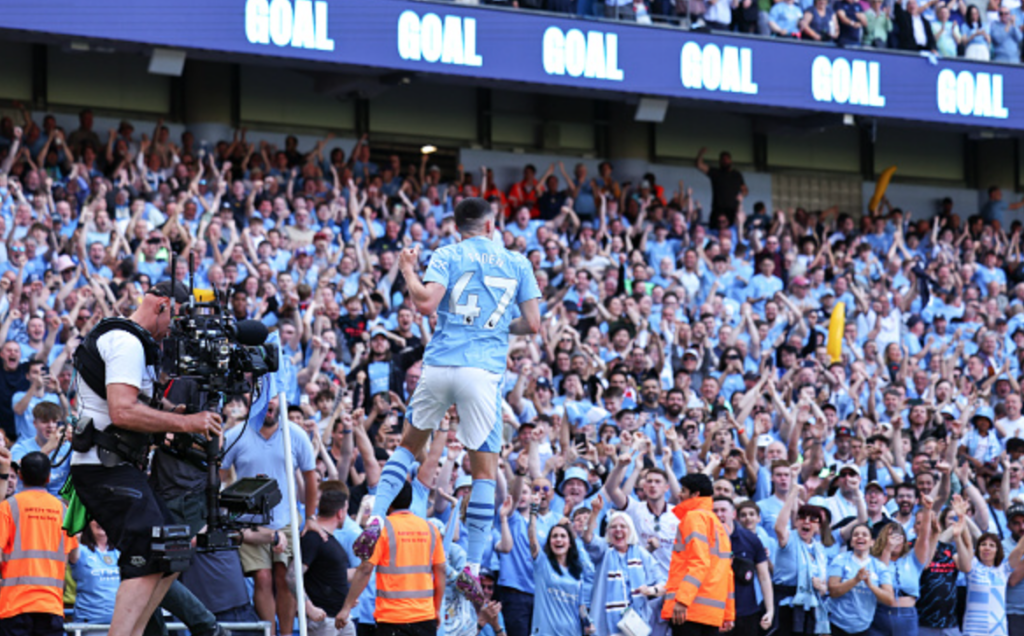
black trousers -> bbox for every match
[355,624,375,636]
[373,621,436,636]
[671,621,721,636]
[0,614,63,636]
[70,463,174,580]
[777,604,816,636]
[733,613,762,636]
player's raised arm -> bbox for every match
[399,246,445,315]
[509,298,541,335]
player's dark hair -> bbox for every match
[454,197,493,235]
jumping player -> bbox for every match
[353,197,542,602]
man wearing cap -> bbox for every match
[290,245,319,289]
[826,465,864,524]
[830,425,857,468]
[69,281,225,636]
[679,349,706,389]
[837,481,889,539]
[137,231,169,284]
[789,276,818,312]
[55,254,78,285]
[960,407,1001,470]
[1003,502,1024,636]
[555,466,599,517]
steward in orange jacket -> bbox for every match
[337,481,445,632]
[661,474,735,635]
[0,452,79,636]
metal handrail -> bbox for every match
[64,622,273,636]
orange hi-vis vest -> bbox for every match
[0,488,78,618]
[661,496,736,627]
[370,510,444,624]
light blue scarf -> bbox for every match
[786,538,831,635]
[587,538,655,636]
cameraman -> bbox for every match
[69,281,224,636]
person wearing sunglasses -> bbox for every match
[774,484,830,636]
[529,478,558,531]
[990,5,1023,62]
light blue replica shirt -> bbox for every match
[975,265,1007,296]
[773,537,826,589]
[757,495,785,541]
[753,466,773,502]
[10,437,70,498]
[10,391,61,441]
[497,511,535,594]
[221,421,315,530]
[889,551,926,599]
[531,553,583,636]
[1003,535,1024,615]
[828,552,893,633]
[336,516,377,626]
[745,273,783,314]
[72,544,121,623]
[423,237,541,374]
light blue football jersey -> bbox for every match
[422,236,541,374]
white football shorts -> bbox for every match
[408,365,503,453]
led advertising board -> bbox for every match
[4,0,1022,128]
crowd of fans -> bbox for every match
[483,0,1024,63]
[3,103,1024,636]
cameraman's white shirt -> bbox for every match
[71,330,156,467]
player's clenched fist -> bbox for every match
[399,247,420,271]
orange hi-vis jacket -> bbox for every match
[370,510,445,624]
[0,488,78,618]
[661,496,735,627]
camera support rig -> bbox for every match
[158,252,282,554]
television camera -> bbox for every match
[153,255,283,568]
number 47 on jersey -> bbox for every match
[450,272,517,329]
